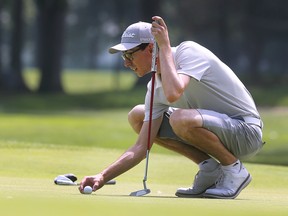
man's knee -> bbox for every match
[128,104,145,133]
[169,109,202,134]
[128,104,145,122]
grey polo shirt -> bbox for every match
[144,41,260,122]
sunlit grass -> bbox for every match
[1,69,288,216]
[23,68,137,93]
[0,108,287,165]
[1,145,288,216]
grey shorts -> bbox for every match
[158,109,264,160]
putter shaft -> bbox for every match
[130,41,158,197]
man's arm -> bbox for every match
[151,16,190,103]
[78,117,162,193]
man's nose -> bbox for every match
[124,59,132,68]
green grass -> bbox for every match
[2,70,145,112]
[0,110,137,150]
[28,69,288,104]
[1,69,288,215]
[247,108,288,165]
[249,85,288,107]
[0,108,287,165]
[24,69,137,93]
[0,70,286,115]
[1,145,288,216]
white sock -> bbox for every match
[222,160,241,173]
[198,158,219,172]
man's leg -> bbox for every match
[155,137,222,198]
[169,109,237,165]
[128,105,221,198]
[169,109,252,199]
[128,105,210,162]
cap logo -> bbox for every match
[122,32,136,38]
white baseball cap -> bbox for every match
[109,22,154,54]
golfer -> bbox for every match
[79,16,264,199]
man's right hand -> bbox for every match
[78,173,105,193]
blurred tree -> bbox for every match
[0,0,287,93]
[243,0,263,85]
[0,0,29,93]
[111,0,129,90]
[10,0,29,92]
[0,1,3,89]
[176,1,227,51]
[217,0,229,63]
[243,0,288,85]
[35,0,68,93]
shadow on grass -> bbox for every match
[1,85,288,113]
[73,194,178,199]
[0,88,146,113]
[246,147,288,166]
[1,87,288,166]
[248,85,288,107]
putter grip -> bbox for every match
[151,41,158,72]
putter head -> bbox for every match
[64,173,77,182]
[54,175,77,185]
[129,189,151,197]
[130,173,151,196]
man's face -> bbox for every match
[122,44,153,77]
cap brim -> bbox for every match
[109,43,141,54]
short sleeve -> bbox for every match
[174,41,210,81]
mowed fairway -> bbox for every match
[0,109,288,216]
[1,147,288,216]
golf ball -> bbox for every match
[83,186,93,194]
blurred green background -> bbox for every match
[0,0,287,170]
[0,0,288,92]
[0,70,287,166]
[0,2,288,215]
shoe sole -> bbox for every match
[203,174,252,199]
[175,184,215,198]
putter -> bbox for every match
[55,178,116,186]
[130,38,158,197]
[54,174,116,186]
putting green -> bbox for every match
[0,146,288,216]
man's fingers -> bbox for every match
[152,16,166,28]
[78,177,90,193]
[92,184,98,192]
[92,181,104,191]
[78,181,85,193]
[78,185,84,193]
